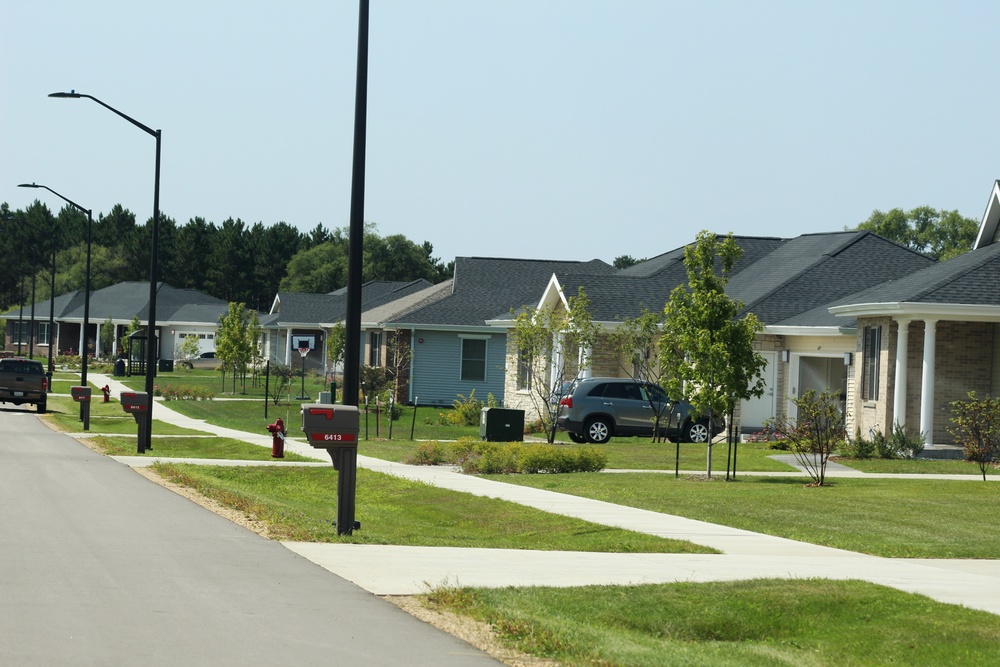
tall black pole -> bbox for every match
[142,130,162,453]
[18,184,93,418]
[17,275,24,355]
[48,229,56,386]
[82,209,92,391]
[29,247,37,359]
[342,0,369,409]
[49,92,162,454]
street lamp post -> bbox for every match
[19,183,92,422]
[50,91,160,453]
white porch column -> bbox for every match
[578,343,593,378]
[893,319,910,429]
[78,325,85,358]
[551,332,565,389]
[285,327,293,365]
[919,319,937,444]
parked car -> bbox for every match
[556,377,724,444]
[178,351,221,370]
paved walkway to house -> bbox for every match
[76,373,1000,616]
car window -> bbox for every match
[641,384,668,403]
[585,383,608,397]
[0,360,43,374]
[603,383,643,400]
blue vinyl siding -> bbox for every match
[408,329,507,406]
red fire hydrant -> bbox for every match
[101,385,111,403]
[266,418,286,458]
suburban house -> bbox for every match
[830,180,1000,445]
[496,231,936,437]
[371,257,617,407]
[1,282,231,363]
[263,280,433,374]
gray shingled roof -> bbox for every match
[557,236,793,322]
[271,280,434,326]
[829,241,1000,308]
[1,282,230,324]
[544,232,935,327]
[390,257,615,327]
[732,232,935,325]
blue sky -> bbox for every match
[2,1,998,266]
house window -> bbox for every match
[37,323,50,346]
[368,331,382,366]
[516,348,532,391]
[461,337,487,382]
[862,326,881,400]
[11,321,28,345]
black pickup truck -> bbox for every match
[0,358,48,413]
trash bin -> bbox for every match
[158,359,174,372]
[479,407,525,442]
[113,359,126,377]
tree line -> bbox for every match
[0,200,453,313]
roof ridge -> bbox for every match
[731,235,856,312]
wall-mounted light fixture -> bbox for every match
[780,350,790,362]
[844,352,853,366]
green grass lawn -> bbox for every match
[426,579,1000,666]
[40,374,1000,662]
[151,463,713,553]
[487,472,1000,558]
[90,435,320,462]
[42,395,208,435]
[833,456,998,475]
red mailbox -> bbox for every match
[301,404,360,448]
[301,403,361,536]
[72,386,93,431]
[120,391,149,414]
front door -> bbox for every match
[740,351,776,430]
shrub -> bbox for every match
[458,441,608,475]
[887,421,924,459]
[405,442,449,466]
[405,438,608,474]
[152,384,214,401]
[450,390,484,426]
[842,423,923,460]
[841,427,876,459]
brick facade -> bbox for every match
[852,317,995,444]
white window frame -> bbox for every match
[460,335,488,382]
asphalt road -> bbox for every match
[0,407,502,666]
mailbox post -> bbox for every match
[120,391,150,454]
[70,386,92,431]
[301,403,360,535]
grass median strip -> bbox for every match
[150,463,715,553]
[486,472,1000,558]
[424,578,1000,666]
[90,435,320,462]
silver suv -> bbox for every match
[556,377,724,444]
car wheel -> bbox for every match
[585,417,612,444]
[36,402,47,414]
[684,420,710,443]
[568,432,587,444]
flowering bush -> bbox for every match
[152,384,214,401]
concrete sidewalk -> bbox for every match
[86,373,1000,615]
